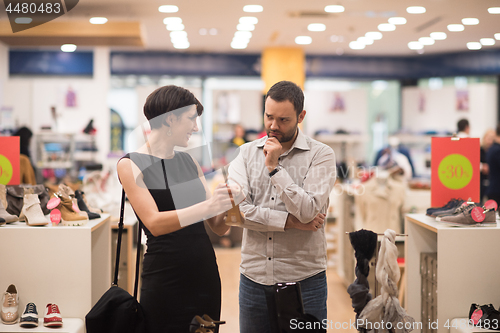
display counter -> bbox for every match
[405,214,500,333]
[0,215,111,322]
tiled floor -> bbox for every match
[215,247,358,333]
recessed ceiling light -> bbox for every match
[378,23,396,31]
[231,41,248,49]
[406,6,426,14]
[173,41,190,49]
[430,32,447,40]
[324,5,345,13]
[467,42,482,50]
[388,17,407,25]
[239,16,258,24]
[89,17,107,24]
[495,33,500,40]
[61,44,77,52]
[237,23,255,31]
[308,23,326,32]
[233,36,250,44]
[447,24,465,32]
[480,38,495,46]
[170,31,187,39]
[243,5,263,13]
[357,37,373,45]
[462,18,479,25]
[209,28,218,35]
[408,41,423,50]
[235,31,252,39]
[199,28,207,35]
[365,31,383,40]
[163,17,182,25]
[349,41,365,50]
[166,23,185,31]
[171,36,188,43]
[419,37,435,45]
[295,36,312,45]
[159,5,178,13]
[488,7,500,14]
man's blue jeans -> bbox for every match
[239,272,327,333]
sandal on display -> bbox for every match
[202,314,225,333]
[22,191,48,226]
[189,315,216,333]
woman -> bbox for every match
[117,85,241,332]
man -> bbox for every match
[228,81,336,333]
[457,118,470,137]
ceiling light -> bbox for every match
[349,41,365,50]
[239,16,258,24]
[324,5,345,13]
[430,32,447,40]
[61,44,77,52]
[447,24,464,32]
[408,41,423,50]
[462,18,479,25]
[488,7,500,14]
[173,41,190,49]
[231,41,248,49]
[357,37,373,45]
[308,23,326,32]
[406,6,426,14]
[496,33,500,40]
[170,31,187,39]
[209,28,218,35]
[419,37,435,45]
[388,17,407,25]
[365,31,382,40]
[295,36,312,45]
[163,17,182,25]
[480,38,495,46]
[378,23,396,31]
[467,42,482,50]
[199,28,207,35]
[159,5,178,13]
[235,31,252,39]
[243,5,263,12]
[171,36,188,43]
[237,23,255,31]
[166,23,185,31]
[233,37,250,44]
[89,17,107,24]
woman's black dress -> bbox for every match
[123,152,221,333]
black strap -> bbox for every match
[113,188,142,300]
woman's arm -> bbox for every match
[117,158,232,237]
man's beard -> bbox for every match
[267,126,297,143]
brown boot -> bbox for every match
[55,195,88,226]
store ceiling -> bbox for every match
[0,0,499,56]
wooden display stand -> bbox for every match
[0,215,111,323]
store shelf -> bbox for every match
[0,318,83,333]
[405,214,500,333]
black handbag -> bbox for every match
[469,303,500,330]
[86,189,147,333]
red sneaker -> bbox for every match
[43,303,63,328]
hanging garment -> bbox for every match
[358,229,415,333]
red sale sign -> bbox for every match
[431,137,479,207]
[0,136,20,185]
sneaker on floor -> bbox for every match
[20,303,39,328]
[1,284,19,324]
[43,303,63,328]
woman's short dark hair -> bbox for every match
[265,81,304,117]
[144,85,203,129]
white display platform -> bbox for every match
[0,318,83,333]
[0,215,111,322]
[405,214,500,333]
[449,318,500,333]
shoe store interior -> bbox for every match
[1,0,500,332]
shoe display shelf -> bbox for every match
[0,215,111,325]
[0,318,83,333]
[405,214,500,333]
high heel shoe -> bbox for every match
[202,314,225,333]
[189,315,215,333]
[22,190,48,226]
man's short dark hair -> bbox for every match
[265,81,304,117]
[144,85,203,130]
[457,118,469,132]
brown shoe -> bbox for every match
[22,191,48,226]
[1,284,19,324]
[440,205,497,226]
[55,195,87,226]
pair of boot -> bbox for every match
[0,184,18,225]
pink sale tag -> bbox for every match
[471,207,485,223]
[47,197,61,210]
[484,200,498,211]
[471,309,483,325]
[50,209,61,225]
